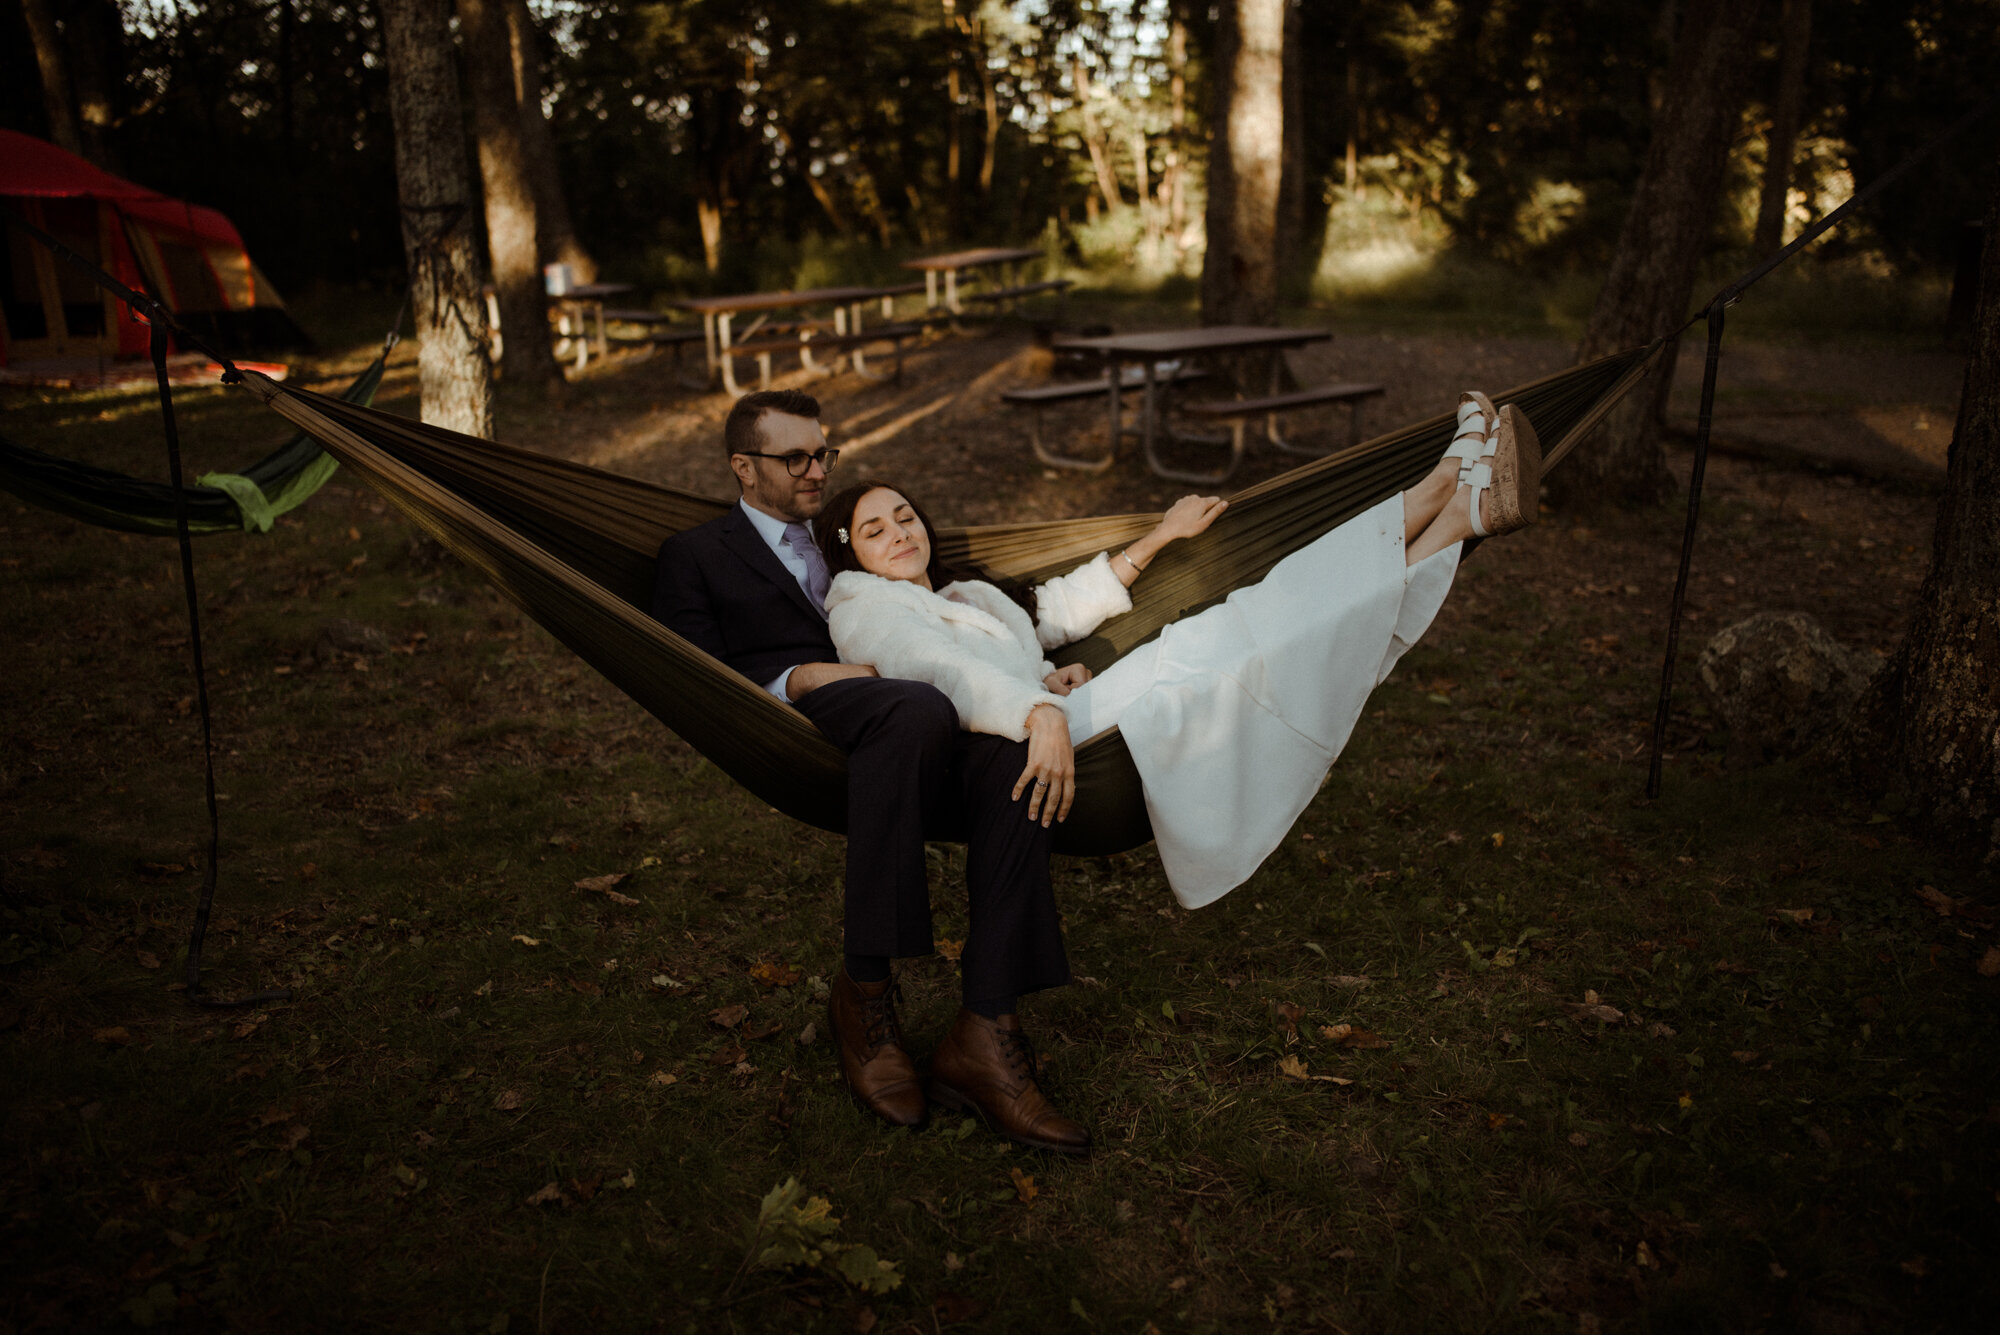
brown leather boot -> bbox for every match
[827,971,926,1128]
[928,1009,1090,1157]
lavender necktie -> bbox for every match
[784,522,831,612]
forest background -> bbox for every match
[7,0,1995,321]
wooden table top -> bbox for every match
[548,282,633,300]
[901,247,1042,271]
[670,283,923,315]
[1050,325,1333,357]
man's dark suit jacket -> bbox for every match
[651,504,832,688]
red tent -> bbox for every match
[1,129,308,366]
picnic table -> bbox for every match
[549,282,633,368]
[1045,325,1358,483]
[670,282,926,395]
[902,247,1053,316]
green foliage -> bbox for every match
[738,1178,904,1296]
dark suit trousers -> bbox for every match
[793,677,1069,1003]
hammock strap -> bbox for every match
[1644,89,2000,795]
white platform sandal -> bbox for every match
[1445,391,1497,483]
[1465,403,1543,537]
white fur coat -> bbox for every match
[823,553,1132,742]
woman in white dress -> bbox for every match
[817,393,1540,907]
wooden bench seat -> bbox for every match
[962,278,1074,306]
[1001,364,1206,472]
[718,321,925,395]
[1177,380,1387,462]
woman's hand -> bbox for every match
[1114,495,1230,587]
[1041,663,1092,696]
[1013,703,1075,826]
[1154,494,1227,543]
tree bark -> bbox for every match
[459,0,561,387]
[1752,0,1812,256]
[1200,0,1285,327]
[1551,0,1768,511]
[1839,153,2000,854]
[379,0,494,438]
[20,0,83,158]
[63,0,122,171]
[1276,0,1305,299]
[1072,60,1125,214]
[506,0,596,283]
[977,22,999,196]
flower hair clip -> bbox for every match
[837,527,851,544]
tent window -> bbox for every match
[156,238,224,313]
[3,223,50,339]
[206,246,254,309]
[42,199,109,337]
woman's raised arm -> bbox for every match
[1112,494,1228,587]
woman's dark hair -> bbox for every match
[816,480,1037,620]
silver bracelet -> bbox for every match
[1118,550,1145,575]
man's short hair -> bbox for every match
[724,389,821,458]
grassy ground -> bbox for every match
[3,288,1996,1332]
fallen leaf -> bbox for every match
[730,1060,757,1076]
[525,1182,564,1205]
[1339,1028,1391,1049]
[1490,832,1505,849]
[1274,1001,1303,1033]
[852,1307,877,1335]
[708,1004,749,1029]
[1277,1054,1309,1080]
[1568,1132,1589,1146]
[1899,1256,1928,1278]
[742,1019,783,1042]
[573,873,629,895]
[604,890,641,906]
[231,1017,264,1039]
[136,951,162,970]
[569,1174,601,1202]
[473,980,493,996]
[511,934,541,947]
[935,939,964,962]
[255,1103,298,1127]
[1770,907,1815,924]
[797,1023,817,1045]
[748,961,803,988]
[93,1026,133,1046]
[943,1251,963,1272]
[1731,1050,1761,1064]
[1635,1240,1657,1269]
[1488,1112,1510,1130]
[1913,885,1958,916]
[1010,1166,1038,1204]
[710,1044,747,1066]
[1311,1075,1354,1085]
[1978,947,2000,978]
[1320,1023,1351,1041]
[1648,1022,1677,1039]
[1330,974,1371,988]
[493,1090,524,1111]
[1563,998,1625,1025]
[650,1071,677,1087]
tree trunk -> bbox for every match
[1200,0,1285,327]
[20,0,83,157]
[1551,0,1767,511]
[1752,0,1812,256]
[63,0,122,171]
[379,0,494,438]
[506,0,596,283]
[1276,0,1305,299]
[1072,60,1125,215]
[459,0,561,388]
[1166,16,1188,253]
[978,24,999,196]
[1839,154,2000,854]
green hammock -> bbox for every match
[0,356,386,536]
[235,342,1660,855]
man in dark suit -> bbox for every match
[651,390,1088,1156]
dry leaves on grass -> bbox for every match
[525,1182,565,1206]
[493,1089,524,1111]
[710,1044,747,1066]
[1978,947,2000,978]
[650,1071,678,1086]
[748,961,802,988]
[935,939,964,962]
[1319,1023,1391,1049]
[574,873,640,905]
[510,934,541,947]
[1010,1167,1037,1205]
[709,1004,749,1029]
[1563,990,1625,1025]
[93,1026,133,1046]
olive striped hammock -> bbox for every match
[236,343,1660,856]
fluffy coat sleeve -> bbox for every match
[1031,552,1134,650]
[826,574,1064,742]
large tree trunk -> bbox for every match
[505,0,596,283]
[458,0,561,388]
[1551,0,1768,510]
[379,0,494,438]
[1164,16,1189,255]
[1752,0,1812,256]
[1839,155,2000,854]
[1200,0,1285,327]
[1072,60,1125,215]
[1276,0,1306,300]
[65,0,122,171]
[20,0,83,157]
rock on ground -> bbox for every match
[1697,611,1880,767]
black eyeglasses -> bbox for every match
[736,447,839,477]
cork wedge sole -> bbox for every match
[1472,403,1543,537]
